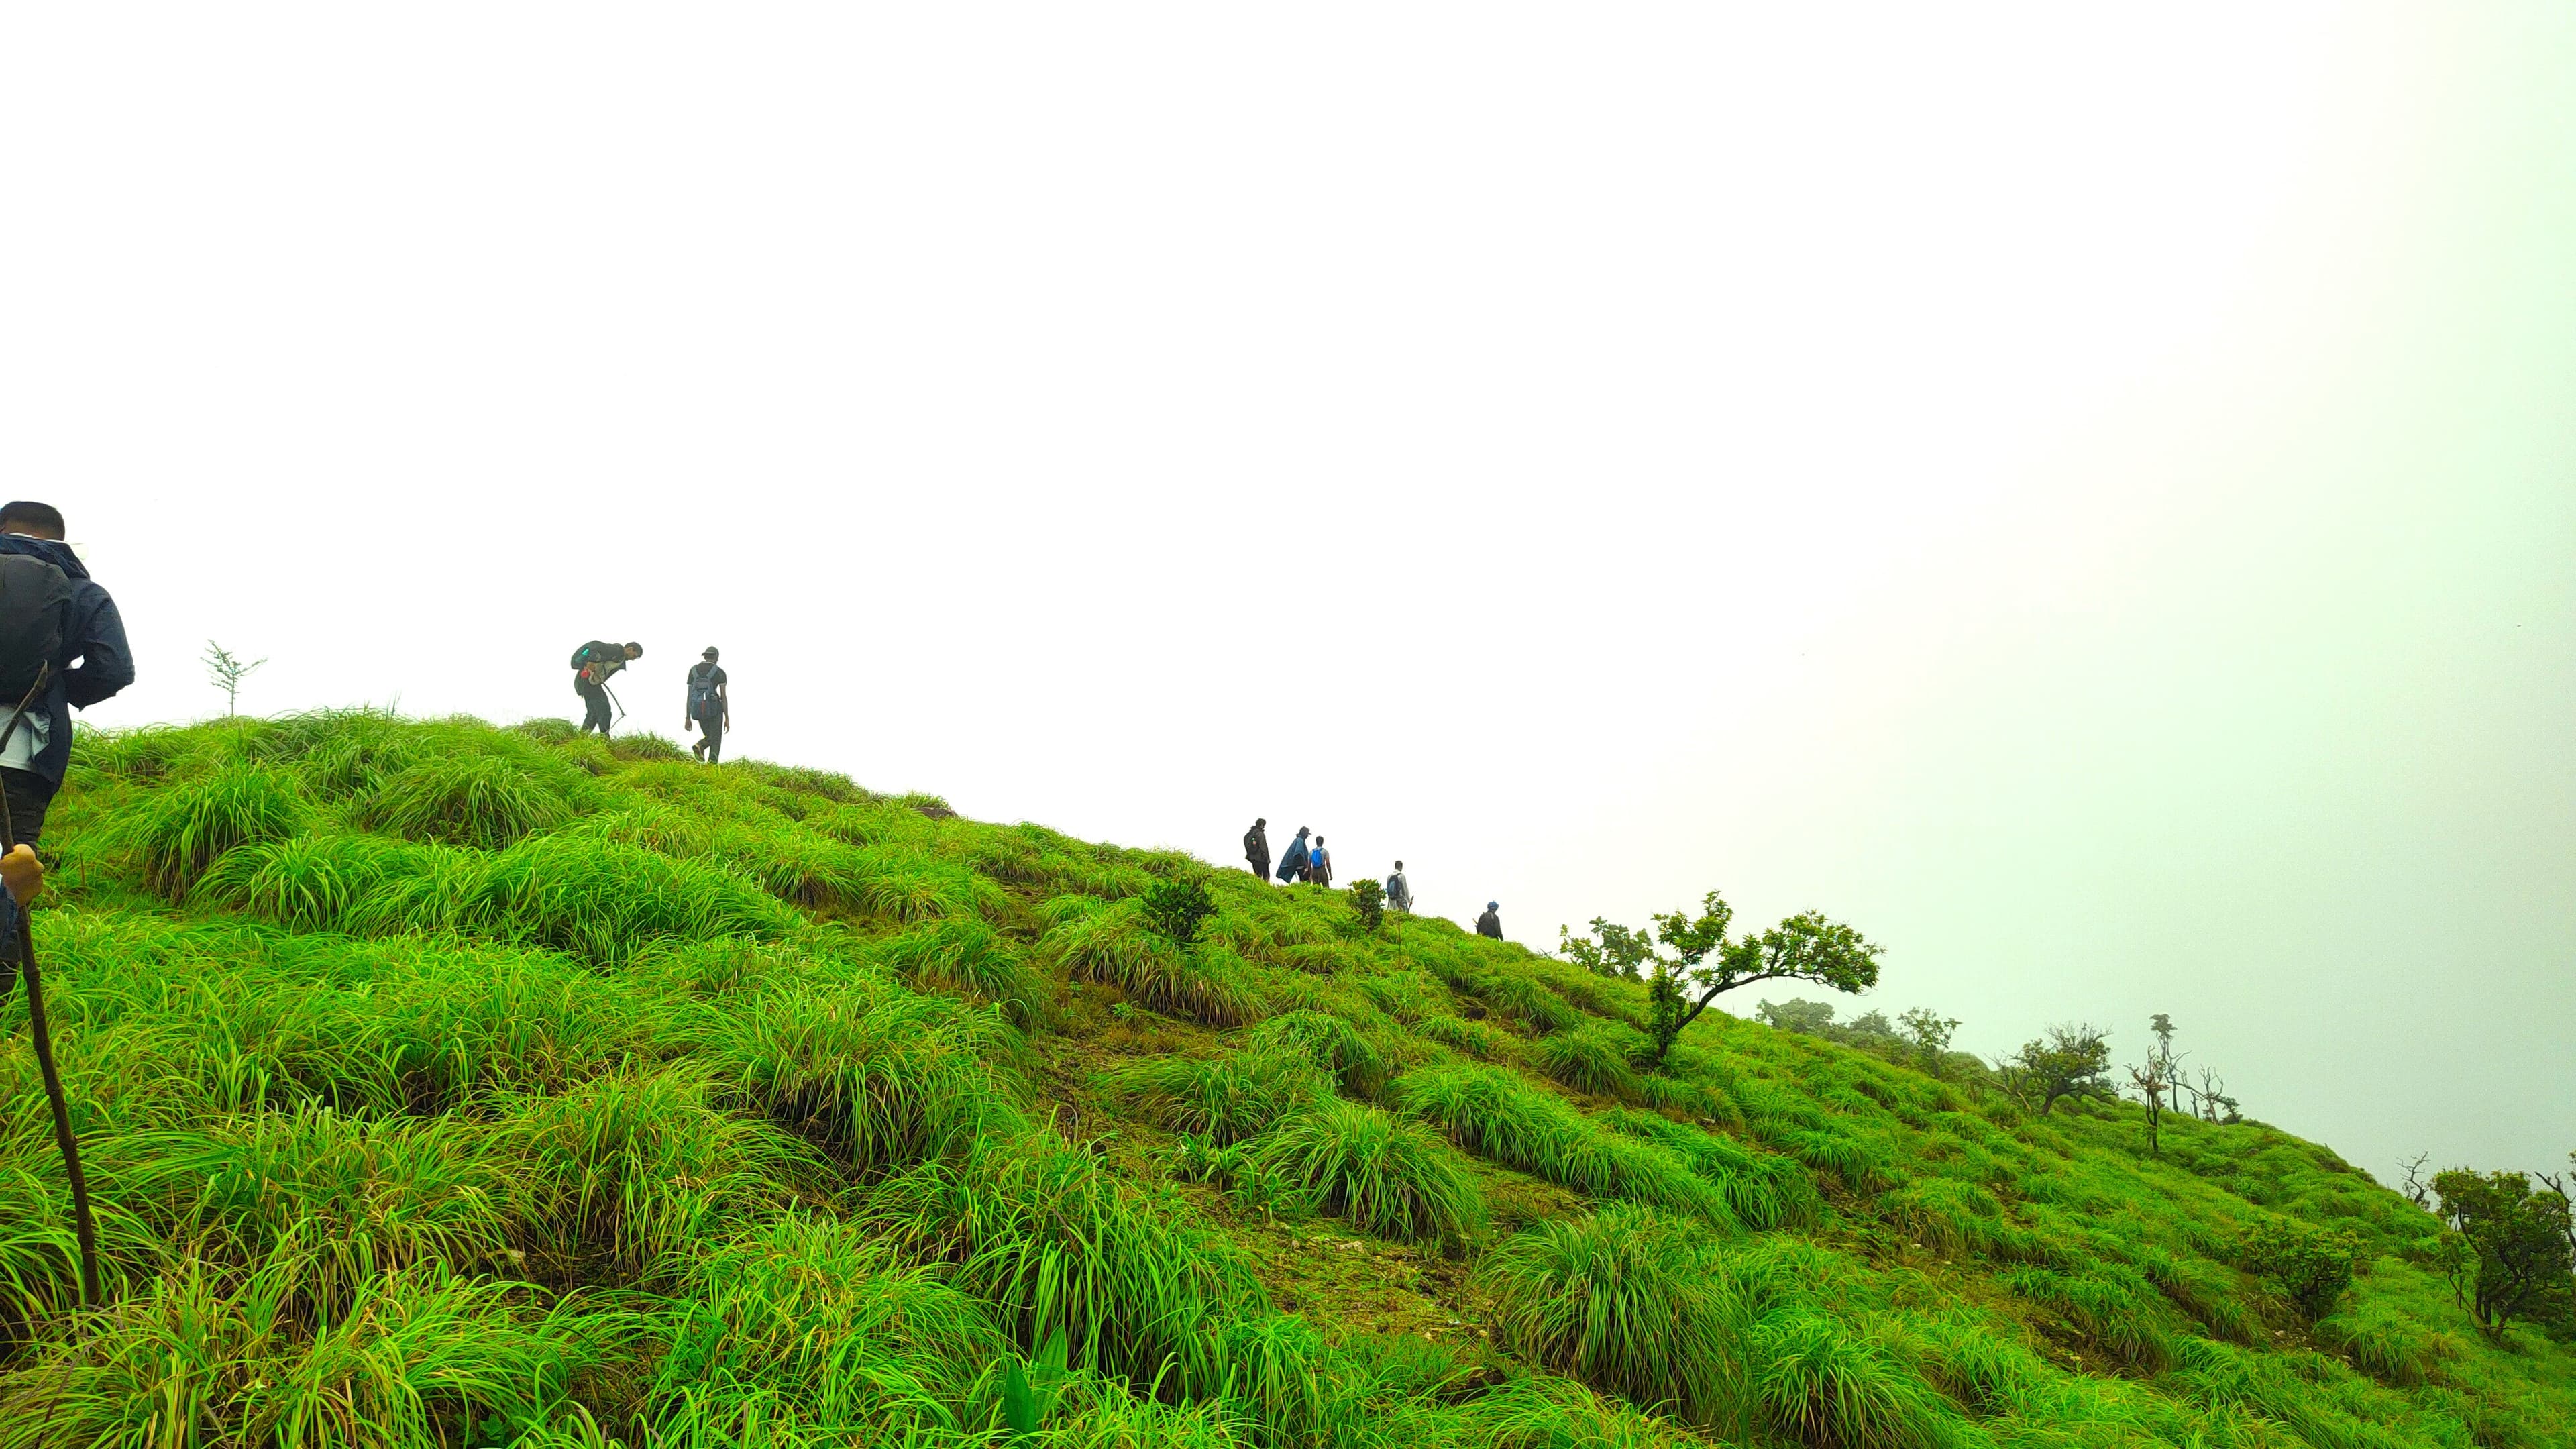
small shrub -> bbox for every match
[2235,1216,2365,1319]
[1348,878,1385,932]
[1140,873,1218,947]
[1246,1098,1487,1248]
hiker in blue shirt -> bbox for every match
[1275,826,1311,884]
[1309,835,1333,888]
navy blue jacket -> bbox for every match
[0,536,134,785]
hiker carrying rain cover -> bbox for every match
[1275,826,1311,884]
[571,639,639,739]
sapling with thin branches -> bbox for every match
[1896,1007,1960,1079]
[203,640,266,716]
[2126,1012,2186,1156]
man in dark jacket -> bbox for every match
[571,640,640,738]
[1476,902,1503,940]
[685,647,730,763]
[0,503,135,848]
[1243,818,1269,881]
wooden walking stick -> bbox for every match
[0,665,101,1308]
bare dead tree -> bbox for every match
[2400,1152,2436,1212]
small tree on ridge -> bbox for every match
[1643,892,1882,1065]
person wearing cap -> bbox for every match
[0,502,133,849]
[685,647,731,762]
[1475,901,1503,940]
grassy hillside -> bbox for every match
[0,710,2566,1448]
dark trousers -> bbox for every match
[0,768,53,965]
[1248,853,1269,881]
[694,716,724,763]
[578,681,613,735]
[1,767,55,850]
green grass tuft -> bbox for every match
[1481,1204,1752,1432]
[129,761,313,895]
[356,753,576,849]
[1245,1097,1487,1248]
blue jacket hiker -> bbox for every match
[0,508,136,847]
[1275,827,1311,883]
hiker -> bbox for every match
[1275,826,1311,884]
[1309,835,1333,888]
[1244,818,1269,881]
[685,647,730,763]
[1386,861,1412,914]
[570,640,640,739]
[0,502,134,849]
[1476,901,1503,939]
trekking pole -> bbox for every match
[606,682,625,727]
[0,665,101,1309]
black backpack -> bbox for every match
[0,555,74,702]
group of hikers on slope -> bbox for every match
[1242,817,1507,941]
[568,640,732,762]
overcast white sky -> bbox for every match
[3,5,2569,1185]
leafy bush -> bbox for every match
[2235,1216,2365,1319]
[1348,878,1385,932]
[1140,873,1217,946]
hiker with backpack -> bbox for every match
[684,647,730,762]
[1477,901,1503,939]
[570,639,640,739]
[1244,818,1269,881]
[1275,826,1311,884]
[0,503,135,850]
[1309,835,1333,888]
[1386,861,1413,914]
